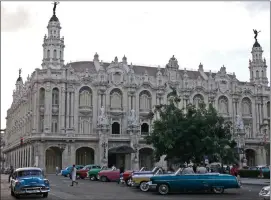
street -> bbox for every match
[1,174,265,200]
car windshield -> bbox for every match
[66,167,71,170]
[174,168,195,175]
[151,167,158,173]
[17,170,42,177]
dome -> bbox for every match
[253,40,261,48]
[49,14,59,22]
[16,76,22,82]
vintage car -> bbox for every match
[148,167,241,195]
[97,168,120,182]
[10,167,50,198]
[61,165,84,177]
[121,167,147,186]
[76,165,101,179]
[259,185,270,200]
[88,166,108,181]
[131,167,172,191]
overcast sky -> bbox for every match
[1,1,270,129]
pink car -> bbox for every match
[97,168,120,182]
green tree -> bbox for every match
[146,88,238,165]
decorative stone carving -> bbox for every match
[235,115,244,130]
[128,109,139,126]
[97,106,109,128]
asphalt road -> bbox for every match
[1,174,265,200]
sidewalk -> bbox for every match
[241,177,270,186]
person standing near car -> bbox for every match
[70,165,78,186]
[55,166,59,176]
[8,166,14,183]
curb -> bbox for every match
[242,182,270,187]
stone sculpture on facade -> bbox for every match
[235,115,244,130]
[128,109,138,126]
[97,106,109,128]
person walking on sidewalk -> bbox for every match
[8,166,14,183]
[70,164,78,186]
[55,166,59,176]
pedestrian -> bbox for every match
[70,164,78,186]
[55,166,59,176]
[197,163,208,174]
[8,166,14,183]
[192,164,197,173]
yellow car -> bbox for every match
[131,167,166,192]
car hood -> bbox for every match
[18,176,45,185]
[99,169,118,173]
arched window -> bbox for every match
[110,89,122,109]
[141,123,149,135]
[139,90,151,111]
[112,122,120,134]
[262,70,264,77]
[241,97,252,116]
[79,87,92,107]
[39,88,45,105]
[52,88,59,105]
[218,96,228,114]
[47,50,50,59]
[256,70,259,78]
[60,51,62,60]
[51,117,58,133]
[53,50,57,59]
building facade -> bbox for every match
[3,7,270,173]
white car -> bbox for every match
[259,186,270,200]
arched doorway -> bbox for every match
[45,147,62,174]
[245,149,256,166]
[139,147,154,170]
[108,145,135,169]
[75,147,95,165]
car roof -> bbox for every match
[15,167,42,172]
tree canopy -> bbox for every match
[146,89,238,165]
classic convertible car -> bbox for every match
[76,165,101,179]
[131,167,172,192]
[259,185,270,200]
[88,166,108,181]
[97,167,120,182]
[148,167,241,195]
[61,165,84,177]
[10,167,50,198]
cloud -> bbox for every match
[1,5,31,32]
[243,2,270,13]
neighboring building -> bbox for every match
[2,6,270,173]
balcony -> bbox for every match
[52,104,59,114]
[139,108,151,117]
[39,105,45,113]
[78,106,93,115]
[109,107,124,116]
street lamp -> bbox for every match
[101,142,107,159]
[133,144,139,159]
[84,152,87,165]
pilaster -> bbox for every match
[44,82,52,133]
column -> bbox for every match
[70,91,74,129]
[29,146,32,167]
[32,87,38,132]
[66,91,70,129]
[74,90,79,134]
[60,85,65,133]
[45,83,52,133]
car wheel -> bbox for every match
[140,181,149,192]
[158,184,170,195]
[126,178,132,187]
[43,192,48,198]
[212,187,224,194]
[101,176,107,182]
[15,194,20,199]
[89,175,96,181]
[64,174,67,177]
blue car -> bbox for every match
[148,167,241,195]
[61,165,84,177]
[10,167,50,198]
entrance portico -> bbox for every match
[108,145,135,169]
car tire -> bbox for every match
[158,184,170,195]
[139,181,149,192]
[15,194,20,199]
[101,176,107,182]
[64,175,67,177]
[212,187,224,194]
[43,192,48,198]
[126,178,132,187]
[89,175,96,181]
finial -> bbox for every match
[52,1,59,16]
[19,68,22,77]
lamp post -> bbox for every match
[133,144,139,160]
[84,152,87,165]
[101,142,107,159]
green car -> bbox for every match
[88,166,108,181]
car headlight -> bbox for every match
[44,179,49,185]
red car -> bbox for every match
[122,167,146,186]
[77,165,101,179]
[97,168,120,182]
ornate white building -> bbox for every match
[3,6,270,173]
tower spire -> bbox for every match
[53,1,59,16]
